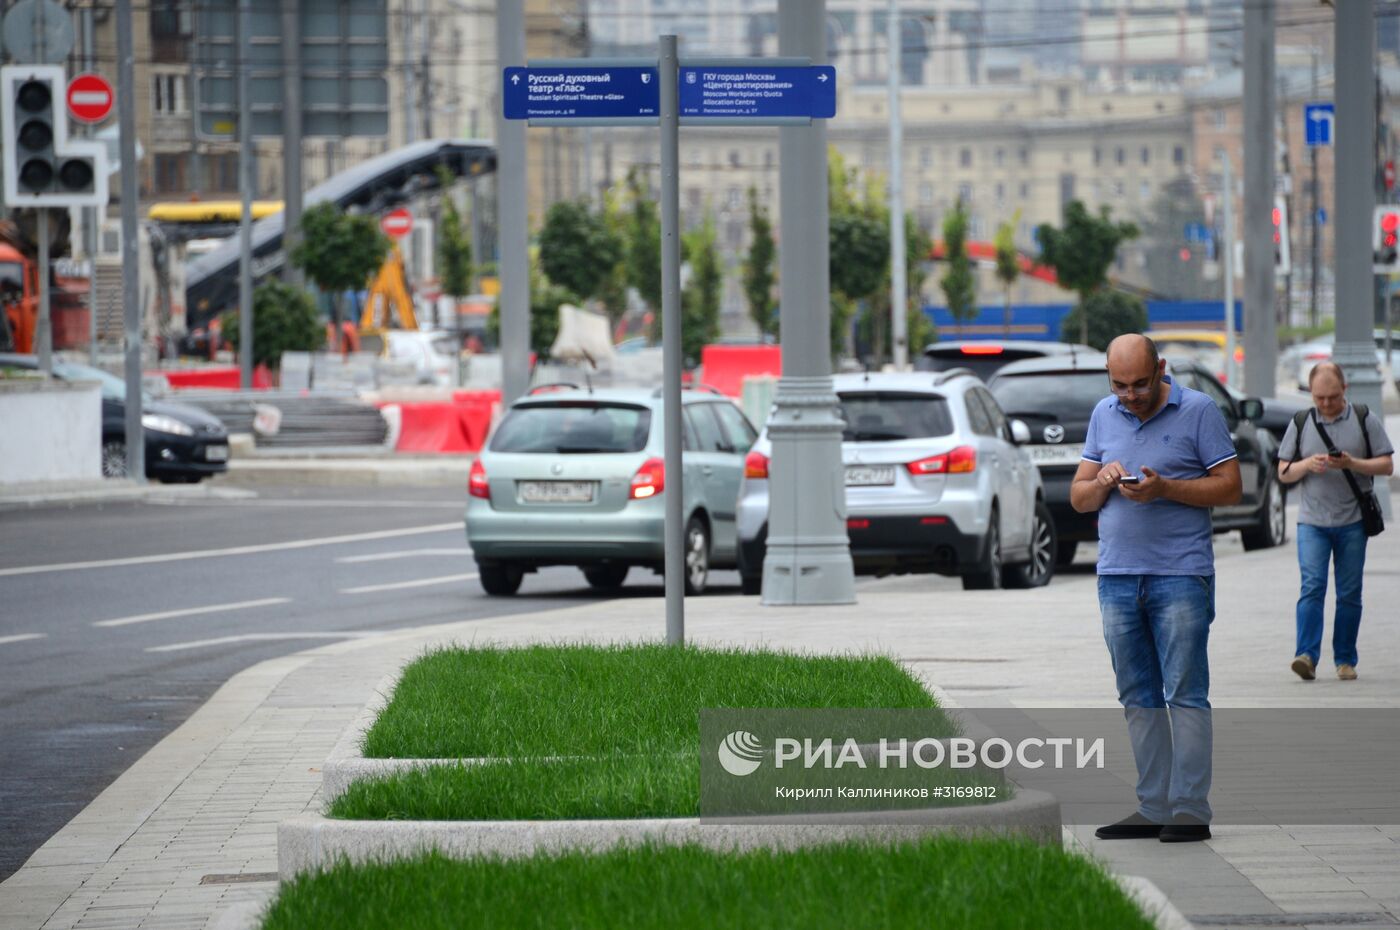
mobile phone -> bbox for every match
[1328,451,1343,458]
[1119,475,1142,485]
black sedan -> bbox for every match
[0,353,229,482]
[987,352,1287,566]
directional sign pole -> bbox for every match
[658,35,684,645]
[117,0,143,483]
[36,208,50,374]
[237,0,253,389]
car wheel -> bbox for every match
[1055,541,1078,567]
[478,561,524,596]
[1241,477,1287,551]
[583,565,629,590]
[962,507,1003,591]
[101,440,127,478]
[1006,500,1056,589]
[684,516,710,596]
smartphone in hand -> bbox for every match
[1119,475,1142,485]
[1328,451,1343,458]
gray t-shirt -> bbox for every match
[1278,403,1395,527]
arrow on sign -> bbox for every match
[817,73,828,82]
[511,73,520,84]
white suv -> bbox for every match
[735,371,1055,593]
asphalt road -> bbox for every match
[0,484,741,880]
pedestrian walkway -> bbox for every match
[2,506,1397,930]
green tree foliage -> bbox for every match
[681,213,722,366]
[624,169,662,319]
[538,199,623,304]
[742,186,778,339]
[1140,177,1216,301]
[486,251,571,359]
[591,187,633,327]
[219,279,323,371]
[437,193,473,303]
[827,149,889,360]
[993,211,1022,336]
[940,199,977,334]
[1036,200,1139,345]
[290,202,392,347]
[1059,290,1149,352]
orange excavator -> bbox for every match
[0,218,86,354]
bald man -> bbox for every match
[1071,334,1242,843]
[1277,362,1394,682]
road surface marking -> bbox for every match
[0,633,46,646]
[340,572,479,594]
[0,523,462,578]
[337,548,472,563]
[94,597,292,629]
[147,632,383,653]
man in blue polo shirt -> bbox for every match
[1071,334,1242,844]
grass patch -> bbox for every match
[362,644,937,759]
[261,839,1154,930]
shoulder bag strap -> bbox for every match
[1310,410,1372,507]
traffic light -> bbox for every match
[1374,206,1400,272]
[1,65,108,208]
[1271,196,1291,276]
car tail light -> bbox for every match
[630,457,665,499]
[907,446,976,475]
[1233,346,1245,363]
[744,450,770,479]
[847,518,870,529]
[960,344,1004,355]
[920,516,948,525]
[468,459,490,499]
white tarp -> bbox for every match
[549,303,616,368]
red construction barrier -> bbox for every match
[152,365,273,390]
[699,345,781,398]
[379,389,502,453]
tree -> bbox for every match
[624,168,662,320]
[538,199,622,304]
[681,212,722,366]
[827,149,889,361]
[1140,177,1216,301]
[290,202,392,351]
[1036,200,1139,345]
[903,213,937,356]
[219,279,323,371]
[437,187,472,331]
[1058,290,1149,351]
[940,198,977,334]
[742,186,778,339]
[993,211,1022,336]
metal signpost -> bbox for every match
[502,42,838,644]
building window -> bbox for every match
[151,73,187,115]
[959,148,972,168]
[1140,147,1150,165]
[1019,181,1029,199]
[920,147,933,169]
[1113,179,1124,198]
[729,150,742,168]
[728,186,743,209]
[1173,145,1185,166]
[1057,87,1070,109]
[1213,108,1227,129]
[149,0,191,62]
[995,182,1005,202]
[1139,180,1151,200]
[1115,147,1125,166]
[1019,147,1029,166]
[958,182,973,204]
[153,153,186,193]
[994,147,1004,167]
[919,182,933,205]
[1093,148,1101,167]
[206,153,238,192]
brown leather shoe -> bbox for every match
[1291,655,1316,681]
[1337,664,1358,681]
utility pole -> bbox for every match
[658,34,683,643]
[1241,0,1276,397]
[237,0,253,390]
[117,0,144,483]
[1223,153,1236,388]
[1309,46,1320,329]
[887,0,907,370]
[402,0,417,144]
[1334,1,1388,520]
[282,0,304,289]
[418,0,431,140]
[496,0,529,404]
[763,0,856,606]
[82,2,98,362]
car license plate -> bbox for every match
[520,480,595,503]
[1029,443,1084,468]
[845,465,895,487]
[204,444,229,462]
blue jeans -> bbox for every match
[1098,574,1215,824]
[1296,521,1368,668]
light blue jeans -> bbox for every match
[1099,574,1215,824]
[1295,521,1368,669]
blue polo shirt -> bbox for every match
[1081,374,1238,576]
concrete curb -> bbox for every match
[278,788,1063,877]
[1117,875,1197,930]
[222,457,473,487]
[0,480,257,509]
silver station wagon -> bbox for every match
[465,385,758,596]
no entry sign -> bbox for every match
[380,208,413,238]
[66,72,114,123]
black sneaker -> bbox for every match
[1094,812,1163,840]
[1160,815,1211,843]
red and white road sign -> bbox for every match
[380,208,413,238]
[66,72,115,124]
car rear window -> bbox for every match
[988,372,1108,421]
[836,392,953,442]
[490,402,651,453]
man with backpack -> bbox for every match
[1277,362,1394,681]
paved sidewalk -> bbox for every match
[2,506,1397,930]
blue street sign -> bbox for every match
[1183,222,1212,244]
[503,66,658,120]
[1304,102,1334,146]
[1317,207,1327,225]
[679,66,836,119]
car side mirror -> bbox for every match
[1239,398,1264,422]
[1010,419,1031,445]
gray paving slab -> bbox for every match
[0,503,1395,929]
